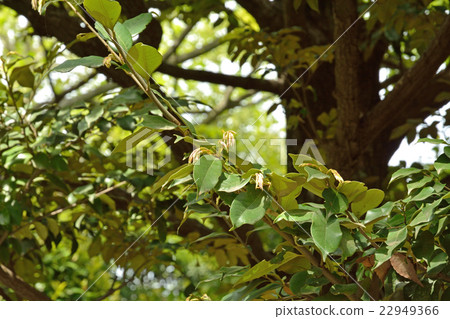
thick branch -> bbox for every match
[362,16,450,145]
[158,63,284,94]
[0,265,51,300]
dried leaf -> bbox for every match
[374,260,391,282]
[390,253,423,287]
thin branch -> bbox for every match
[203,88,258,124]
[163,23,196,62]
[59,82,118,107]
[167,38,223,64]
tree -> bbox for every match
[0,0,449,301]
[2,0,449,185]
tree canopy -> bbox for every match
[0,0,449,301]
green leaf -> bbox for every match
[364,201,394,226]
[33,152,51,170]
[407,176,433,195]
[311,211,342,261]
[51,155,69,171]
[151,164,193,193]
[410,199,441,227]
[389,167,422,185]
[427,252,447,276]
[290,271,308,295]
[273,210,313,224]
[113,22,133,52]
[417,138,448,145]
[351,189,384,217]
[304,166,329,182]
[410,186,435,202]
[141,115,178,130]
[193,155,222,194]
[306,0,319,12]
[435,153,450,175]
[10,65,34,88]
[84,0,121,29]
[412,231,434,262]
[339,229,357,259]
[216,173,250,193]
[53,56,104,73]
[322,188,348,214]
[0,208,10,226]
[235,251,298,285]
[86,105,104,126]
[230,186,270,229]
[34,222,48,241]
[123,13,153,36]
[337,181,367,202]
[112,127,155,154]
[127,42,162,81]
[385,227,407,254]
[117,115,136,131]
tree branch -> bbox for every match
[0,265,51,300]
[163,22,197,62]
[167,38,223,64]
[59,82,118,107]
[203,88,258,124]
[158,63,284,93]
[362,16,450,146]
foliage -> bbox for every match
[0,0,449,301]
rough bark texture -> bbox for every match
[0,265,51,300]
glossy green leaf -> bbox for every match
[435,153,450,175]
[385,227,407,254]
[216,173,250,193]
[151,163,193,193]
[351,189,384,217]
[322,188,348,214]
[113,22,133,52]
[230,186,270,229]
[407,175,433,195]
[364,201,395,226]
[410,199,441,227]
[304,166,329,182]
[311,211,342,261]
[427,252,447,276]
[141,115,178,130]
[337,181,367,202]
[273,210,313,224]
[84,0,121,29]
[53,56,104,72]
[389,167,422,185]
[410,186,435,202]
[127,42,162,81]
[193,155,222,194]
[123,13,153,36]
[290,271,308,295]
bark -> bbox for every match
[0,264,51,300]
